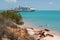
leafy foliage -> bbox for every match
[0,11,24,25]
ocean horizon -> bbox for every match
[20,10,60,33]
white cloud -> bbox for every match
[5,0,17,3]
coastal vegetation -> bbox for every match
[0,11,24,25]
[0,11,24,40]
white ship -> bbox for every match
[11,6,35,12]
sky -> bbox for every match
[0,0,60,10]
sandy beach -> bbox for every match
[16,21,60,40]
[42,35,60,40]
[27,27,60,40]
[21,22,60,40]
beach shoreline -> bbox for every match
[19,21,60,40]
[23,20,60,35]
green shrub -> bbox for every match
[0,11,24,25]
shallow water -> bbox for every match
[19,10,60,32]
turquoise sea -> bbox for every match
[20,10,60,33]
